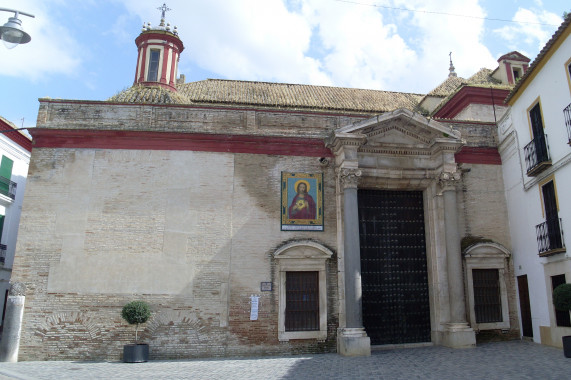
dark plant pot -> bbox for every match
[123,343,149,363]
[563,336,571,358]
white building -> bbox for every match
[499,15,571,347]
[0,117,31,333]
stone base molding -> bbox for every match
[337,328,371,357]
[0,295,25,362]
[438,323,476,349]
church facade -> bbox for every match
[10,14,524,360]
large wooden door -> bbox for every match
[358,189,430,345]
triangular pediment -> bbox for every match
[334,108,462,153]
[497,51,530,63]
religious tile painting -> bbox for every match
[281,172,323,231]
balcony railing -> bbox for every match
[536,217,566,257]
[565,103,571,145]
[0,244,6,264]
[524,133,551,176]
[0,176,16,200]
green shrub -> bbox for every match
[553,284,571,311]
[121,301,151,342]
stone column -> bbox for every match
[438,171,476,348]
[337,168,370,356]
[0,282,26,362]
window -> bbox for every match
[566,58,571,143]
[566,57,571,94]
[512,67,522,81]
[473,269,502,323]
[463,242,511,331]
[147,49,160,82]
[524,100,550,175]
[0,214,4,264]
[285,271,319,331]
[551,275,571,327]
[536,179,565,256]
[274,241,332,341]
[0,156,14,200]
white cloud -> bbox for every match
[0,0,81,82]
[300,0,417,90]
[5,0,553,99]
[389,0,497,90]
[119,0,496,93]
[494,7,562,51]
[120,0,330,85]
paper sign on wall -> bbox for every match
[250,295,259,321]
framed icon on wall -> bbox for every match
[281,172,323,231]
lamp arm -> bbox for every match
[0,8,35,18]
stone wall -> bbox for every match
[36,100,363,138]
[12,146,338,360]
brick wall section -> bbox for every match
[12,144,339,361]
[458,163,519,337]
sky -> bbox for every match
[0,0,568,131]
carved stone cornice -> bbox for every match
[325,132,367,154]
[338,168,362,189]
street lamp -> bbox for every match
[0,8,35,49]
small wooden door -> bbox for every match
[517,275,533,338]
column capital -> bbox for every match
[338,168,362,189]
[437,170,462,193]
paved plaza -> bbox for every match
[0,340,569,380]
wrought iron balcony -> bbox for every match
[524,133,551,176]
[0,244,6,264]
[536,217,566,257]
[565,102,571,145]
[0,176,16,200]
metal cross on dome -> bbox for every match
[157,3,170,19]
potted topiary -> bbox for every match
[121,300,151,363]
[552,283,571,358]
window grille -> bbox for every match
[473,269,502,323]
[285,271,319,331]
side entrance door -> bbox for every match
[517,275,533,338]
[358,189,431,345]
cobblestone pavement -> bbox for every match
[0,341,569,380]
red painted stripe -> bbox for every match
[455,146,501,165]
[30,129,334,158]
[433,87,510,119]
[0,119,32,152]
[169,51,177,87]
[505,61,514,84]
[160,45,169,85]
[137,44,147,84]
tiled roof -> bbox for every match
[505,14,571,103]
[427,68,505,99]
[467,68,503,85]
[109,79,424,114]
[108,85,191,105]
[425,67,512,116]
[427,76,466,97]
